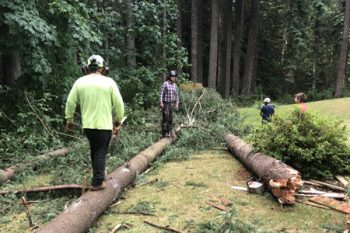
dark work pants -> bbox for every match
[161,102,173,136]
[84,129,112,186]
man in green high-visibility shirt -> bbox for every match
[65,55,124,191]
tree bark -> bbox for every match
[0,148,70,183]
[176,0,183,75]
[2,51,21,86]
[224,134,303,205]
[191,0,199,82]
[208,0,219,88]
[232,0,244,95]
[335,0,350,97]
[37,137,173,233]
[241,0,260,95]
[197,1,203,83]
[219,0,233,98]
[126,0,136,67]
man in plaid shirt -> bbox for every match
[160,70,179,137]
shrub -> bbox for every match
[250,109,350,179]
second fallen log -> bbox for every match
[224,133,303,205]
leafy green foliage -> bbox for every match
[250,109,350,179]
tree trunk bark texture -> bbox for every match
[241,0,260,95]
[335,0,350,97]
[176,0,183,75]
[37,137,173,233]
[220,0,233,98]
[208,0,219,88]
[0,148,70,183]
[232,0,244,95]
[224,134,303,205]
[2,51,21,86]
[191,0,199,83]
[126,0,136,67]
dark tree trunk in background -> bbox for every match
[191,0,199,82]
[220,0,233,97]
[2,51,21,86]
[176,0,182,75]
[241,0,260,95]
[208,0,219,88]
[217,1,224,95]
[126,0,136,67]
[197,1,203,83]
[162,0,167,80]
[232,0,244,95]
[335,0,350,97]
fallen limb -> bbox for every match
[309,179,345,192]
[296,199,330,209]
[135,178,158,188]
[143,220,183,233]
[0,184,83,195]
[0,148,70,183]
[37,137,173,233]
[108,223,131,233]
[310,196,350,214]
[21,197,35,228]
[336,176,349,187]
[116,211,157,217]
[224,134,303,205]
[206,201,228,211]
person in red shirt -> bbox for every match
[294,92,308,113]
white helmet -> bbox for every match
[264,98,271,103]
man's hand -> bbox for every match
[175,103,179,111]
[160,103,164,109]
[65,122,75,132]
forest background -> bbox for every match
[1,0,350,231]
[1,0,350,160]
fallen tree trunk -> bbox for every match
[224,134,303,205]
[0,148,70,183]
[37,137,173,233]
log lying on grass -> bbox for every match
[224,134,303,205]
[0,148,70,183]
[38,137,173,233]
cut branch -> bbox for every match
[37,137,174,233]
[143,220,183,233]
[224,134,303,205]
[0,184,83,195]
[0,148,70,183]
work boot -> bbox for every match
[90,181,107,191]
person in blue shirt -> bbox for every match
[260,98,274,124]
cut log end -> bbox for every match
[269,174,303,205]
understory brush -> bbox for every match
[250,109,350,179]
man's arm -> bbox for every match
[160,83,165,108]
[65,83,78,124]
[111,82,125,124]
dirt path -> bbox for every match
[91,150,346,233]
